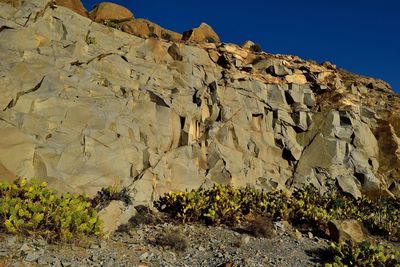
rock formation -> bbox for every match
[0,0,399,209]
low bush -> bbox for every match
[154,184,291,226]
[325,241,399,267]
[250,44,262,52]
[153,229,188,252]
[155,183,399,240]
[246,216,275,238]
[90,186,132,211]
[0,178,102,242]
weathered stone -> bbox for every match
[90,2,133,22]
[0,0,398,234]
[254,58,292,76]
[120,19,181,41]
[168,43,183,61]
[98,201,137,235]
[285,74,307,84]
[182,22,220,43]
[55,0,87,17]
[0,0,20,8]
[242,40,255,49]
[328,220,365,243]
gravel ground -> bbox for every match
[0,220,333,267]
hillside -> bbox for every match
[0,1,399,265]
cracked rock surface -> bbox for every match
[0,0,400,216]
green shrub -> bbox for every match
[325,241,400,267]
[155,183,399,240]
[250,44,262,52]
[0,178,102,242]
[154,184,291,226]
[91,186,132,211]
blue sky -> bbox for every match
[82,0,400,92]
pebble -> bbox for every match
[0,248,7,257]
[139,252,149,261]
[24,251,41,262]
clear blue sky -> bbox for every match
[82,0,400,92]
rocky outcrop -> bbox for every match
[55,0,88,17]
[0,0,398,207]
[120,19,181,42]
[182,23,220,43]
[89,2,133,22]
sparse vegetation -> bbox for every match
[324,241,400,267]
[153,228,188,252]
[91,186,132,211]
[0,178,102,242]
[246,216,275,238]
[250,44,262,52]
[102,20,122,30]
[205,36,216,43]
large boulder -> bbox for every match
[55,0,88,17]
[89,2,133,22]
[120,19,181,41]
[182,22,220,43]
[328,220,365,243]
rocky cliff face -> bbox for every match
[0,0,399,205]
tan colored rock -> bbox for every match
[121,19,181,41]
[0,0,20,8]
[90,2,133,22]
[242,40,255,49]
[223,44,248,61]
[168,43,183,61]
[55,0,88,17]
[285,74,307,84]
[0,0,398,235]
[0,128,35,181]
[328,220,365,243]
[98,201,137,235]
[208,50,220,63]
[182,22,220,43]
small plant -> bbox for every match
[250,44,262,52]
[85,32,96,45]
[0,178,102,242]
[91,186,132,211]
[153,229,188,252]
[161,32,172,41]
[246,216,275,238]
[205,36,216,43]
[102,20,121,30]
[325,241,400,267]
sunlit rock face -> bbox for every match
[0,0,398,205]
